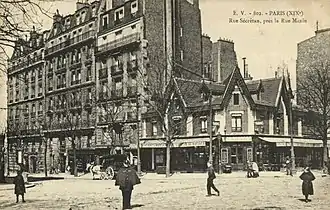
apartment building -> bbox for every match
[6,0,203,174]
[7,28,46,173]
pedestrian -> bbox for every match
[285,157,292,176]
[206,161,219,196]
[14,170,26,203]
[115,159,141,210]
[299,166,315,202]
[246,160,253,178]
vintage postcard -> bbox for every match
[0,0,330,209]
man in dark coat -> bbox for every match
[14,170,26,203]
[206,161,219,196]
[299,167,315,202]
[115,159,141,209]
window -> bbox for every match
[200,116,207,133]
[180,50,184,61]
[221,148,228,164]
[115,7,124,21]
[131,1,138,13]
[86,66,92,81]
[231,114,242,132]
[87,88,92,102]
[152,121,157,136]
[233,93,239,105]
[39,102,43,112]
[32,104,36,113]
[131,24,136,31]
[48,77,53,91]
[247,148,253,162]
[180,27,183,37]
[77,70,81,83]
[38,83,42,96]
[71,71,76,85]
[231,147,237,164]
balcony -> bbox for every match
[127,60,138,73]
[96,33,140,55]
[110,64,123,75]
[45,30,95,56]
[111,89,123,99]
[8,55,43,73]
[56,64,67,73]
[127,86,137,97]
[56,83,66,89]
[71,79,81,86]
[70,60,82,69]
[99,68,108,79]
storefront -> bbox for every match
[136,137,208,172]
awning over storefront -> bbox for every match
[129,138,207,149]
[259,137,324,148]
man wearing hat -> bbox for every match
[115,159,141,209]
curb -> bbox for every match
[0,184,36,191]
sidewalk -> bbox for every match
[0,183,38,191]
[140,170,327,180]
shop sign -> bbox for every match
[140,140,206,148]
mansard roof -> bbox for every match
[47,2,100,40]
[10,29,44,60]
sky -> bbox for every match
[1,0,330,128]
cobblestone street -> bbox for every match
[0,172,329,210]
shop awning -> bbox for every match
[129,138,207,149]
[259,137,324,148]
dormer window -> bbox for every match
[131,1,138,14]
[201,92,208,102]
[115,7,124,21]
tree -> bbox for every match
[97,85,129,155]
[138,54,205,177]
[0,0,50,75]
[297,58,330,173]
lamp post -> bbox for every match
[208,89,213,164]
[218,132,222,174]
[289,96,296,172]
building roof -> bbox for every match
[260,77,282,106]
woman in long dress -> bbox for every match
[299,167,315,202]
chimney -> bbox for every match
[242,57,246,78]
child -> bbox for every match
[14,170,26,203]
[299,167,315,202]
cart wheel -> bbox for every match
[100,173,105,180]
[106,167,115,180]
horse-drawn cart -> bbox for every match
[87,154,128,180]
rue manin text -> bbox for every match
[230,10,307,24]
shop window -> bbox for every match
[237,147,243,163]
[247,147,253,162]
[231,148,237,164]
[221,148,228,164]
